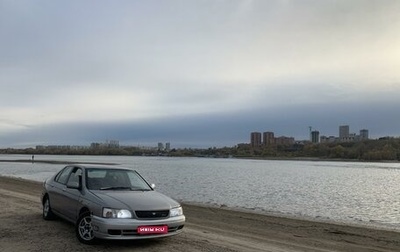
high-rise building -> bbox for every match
[263,132,275,146]
[165,142,171,151]
[339,125,350,140]
[359,129,369,141]
[250,132,262,148]
[311,131,320,143]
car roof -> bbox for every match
[67,164,135,171]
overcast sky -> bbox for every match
[1,0,399,148]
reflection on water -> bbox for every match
[1,154,400,230]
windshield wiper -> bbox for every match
[130,187,152,191]
[136,189,151,191]
[100,186,132,190]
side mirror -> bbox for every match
[150,183,156,189]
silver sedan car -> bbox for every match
[41,164,185,244]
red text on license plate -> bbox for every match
[137,225,168,234]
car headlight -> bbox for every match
[170,206,183,217]
[102,208,132,218]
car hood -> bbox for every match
[92,190,180,211]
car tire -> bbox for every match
[76,211,97,244]
[42,196,55,220]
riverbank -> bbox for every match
[1,156,399,165]
[1,176,400,251]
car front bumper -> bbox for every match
[91,214,185,240]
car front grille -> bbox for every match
[135,210,169,219]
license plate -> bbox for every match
[137,225,168,234]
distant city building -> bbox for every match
[251,131,294,147]
[70,145,89,150]
[156,142,171,151]
[106,140,119,148]
[346,133,357,142]
[249,124,368,147]
[36,145,74,150]
[360,129,369,141]
[320,126,369,143]
[320,136,337,143]
[339,125,362,142]
[339,125,350,141]
[275,136,295,146]
[91,143,101,149]
[263,132,275,146]
[311,131,320,143]
[250,132,262,148]
[90,140,120,149]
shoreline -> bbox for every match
[2,174,396,233]
[1,175,400,251]
[1,158,400,233]
[235,156,400,163]
[1,154,399,164]
[181,200,400,233]
[2,174,400,232]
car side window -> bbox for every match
[67,168,82,187]
[55,167,74,185]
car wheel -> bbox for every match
[76,211,97,244]
[42,196,55,220]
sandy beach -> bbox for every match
[1,176,400,252]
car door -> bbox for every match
[50,166,74,215]
[61,167,84,222]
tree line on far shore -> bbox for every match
[1,138,400,161]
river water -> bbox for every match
[1,154,400,230]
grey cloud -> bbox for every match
[1,1,400,147]
[2,99,400,148]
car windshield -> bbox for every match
[86,168,152,191]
